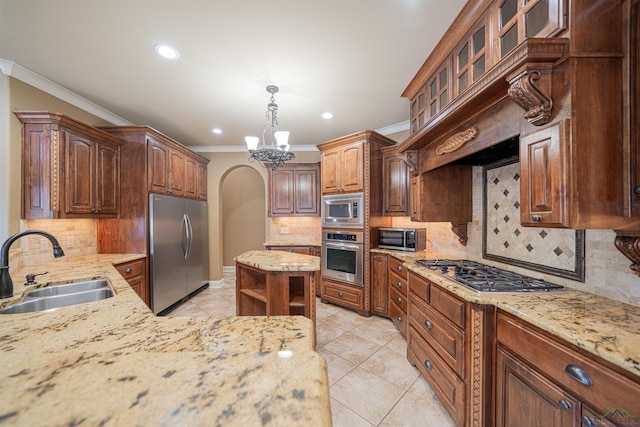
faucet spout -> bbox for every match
[0,230,65,299]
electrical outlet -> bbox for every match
[67,236,74,249]
[280,227,289,234]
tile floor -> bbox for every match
[167,275,455,427]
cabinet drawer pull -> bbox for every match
[531,215,542,222]
[397,297,403,303]
[397,281,403,288]
[125,267,133,274]
[424,320,432,330]
[634,186,640,195]
[564,364,592,386]
[338,292,343,297]
[424,360,432,371]
[287,249,293,252]
[397,265,403,272]
[581,416,596,426]
[558,400,572,410]
[396,316,402,322]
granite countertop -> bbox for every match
[371,248,640,380]
[0,254,331,426]
[264,241,321,247]
[235,250,320,272]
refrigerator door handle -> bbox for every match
[185,213,194,259]
[182,213,190,259]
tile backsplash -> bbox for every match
[268,216,322,244]
[8,219,97,272]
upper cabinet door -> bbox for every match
[321,147,342,194]
[341,142,364,193]
[94,141,119,215]
[294,168,319,215]
[65,133,96,215]
[269,163,320,217]
[147,137,170,194]
[519,120,569,227]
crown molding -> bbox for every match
[0,58,132,126]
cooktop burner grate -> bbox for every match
[415,259,563,293]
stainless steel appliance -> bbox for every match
[416,259,563,293]
[149,194,210,314]
[321,230,364,285]
[377,227,426,252]
[321,193,363,228]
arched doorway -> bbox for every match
[220,166,266,267]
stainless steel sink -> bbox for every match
[23,279,110,298]
[0,279,114,314]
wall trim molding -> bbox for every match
[0,58,132,126]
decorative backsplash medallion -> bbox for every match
[482,157,585,281]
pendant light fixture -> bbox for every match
[245,85,295,170]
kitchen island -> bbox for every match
[235,250,320,324]
[0,254,331,426]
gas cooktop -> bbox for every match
[415,259,564,293]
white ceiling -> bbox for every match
[0,0,466,151]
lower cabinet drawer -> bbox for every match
[497,311,640,416]
[115,259,145,280]
[409,295,464,377]
[408,326,465,426]
[389,270,408,297]
[389,298,407,336]
[322,280,363,311]
[389,285,407,312]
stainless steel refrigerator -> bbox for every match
[149,194,210,315]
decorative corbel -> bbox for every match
[451,222,468,246]
[403,150,419,176]
[507,64,554,126]
[614,231,640,276]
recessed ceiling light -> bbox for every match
[154,44,180,60]
[212,128,223,134]
[321,112,334,119]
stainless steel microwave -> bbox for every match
[321,193,364,228]
[377,227,426,252]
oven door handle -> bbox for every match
[323,243,361,250]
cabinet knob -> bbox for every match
[424,360,432,371]
[397,281,403,288]
[91,208,97,213]
[531,215,542,222]
[564,364,592,386]
[396,316,402,322]
[581,416,596,426]
[287,249,293,252]
[634,186,640,195]
[397,265,403,271]
[397,296,403,303]
[558,400,572,410]
[125,267,133,274]
[338,292,343,297]
[97,208,103,212]
[424,320,432,330]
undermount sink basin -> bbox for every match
[23,279,110,299]
[0,279,114,314]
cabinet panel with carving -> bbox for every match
[383,151,409,216]
[17,111,121,219]
[268,163,319,217]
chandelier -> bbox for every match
[245,85,295,170]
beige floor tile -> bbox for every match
[315,318,350,347]
[330,398,373,427]
[349,316,400,346]
[379,391,455,427]
[331,367,405,425]
[359,345,421,389]
[323,332,382,365]
[317,347,357,386]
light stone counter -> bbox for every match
[0,254,331,426]
[264,241,321,247]
[371,248,640,379]
[235,250,320,272]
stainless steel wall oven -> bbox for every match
[321,230,364,286]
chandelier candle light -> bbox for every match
[245,85,295,170]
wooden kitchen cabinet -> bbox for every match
[370,253,388,316]
[268,163,320,216]
[147,136,189,198]
[320,141,363,194]
[16,111,122,219]
[114,258,148,305]
[496,311,640,427]
[409,165,472,223]
[519,120,568,227]
[321,277,365,315]
[382,148,410,216]
[266,244,321,294]
[388,256,408,336]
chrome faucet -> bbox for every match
[0,230,65,299]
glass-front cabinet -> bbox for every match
[455,17,489,97]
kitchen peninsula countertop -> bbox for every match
[371,248,640,380]
[0,254,331,426]
[235,250,320,272]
